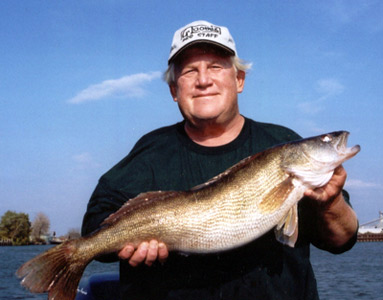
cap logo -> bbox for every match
[180,24,222,42]
[168,21,237,62]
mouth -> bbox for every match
[336,132,361,160]
[193,93,218,99]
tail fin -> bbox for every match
[16,239,89,300]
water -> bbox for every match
[0,245,119,300]
[1,243,382,300]
[311,242,383,300]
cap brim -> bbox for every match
[168,40,236,64]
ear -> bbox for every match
[236,70,246,94]
[169,84,178,102]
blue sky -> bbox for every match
[1,1,382,235]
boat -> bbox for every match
[76,272,120,300]
[48,236,66,244]
[357,211,383,242]
[48,231,68,244]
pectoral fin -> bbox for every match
[274,204,298,247]
[258,177,294,213]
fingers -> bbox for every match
[129,241,150,267]
[118,244,135,260]
[158,242,169,263]
[118,240,169,267]
[145,240,159,266]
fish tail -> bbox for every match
[16,239,90,300]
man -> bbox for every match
[82,20,358,299]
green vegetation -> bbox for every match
[0,211,31,245]
[0,211,81,245]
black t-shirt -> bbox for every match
[81,118,354,300]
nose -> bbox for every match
[196,67,212,88]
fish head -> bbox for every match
[282,131,360,188]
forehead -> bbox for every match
[174,44,233,67]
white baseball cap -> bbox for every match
[168,20,237,63]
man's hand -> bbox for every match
[304,165,346,206]
[118,240,169,267]
[303,165,358,249]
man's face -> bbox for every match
[170,46,245,127]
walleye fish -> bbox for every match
[17,131,360,300]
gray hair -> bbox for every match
[163,56,252,86]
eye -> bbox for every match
[210,64,222,70]
[181,68,196,76]
[321,135,332,143]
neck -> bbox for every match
[184,115,245,147]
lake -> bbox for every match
[1,242,382,299]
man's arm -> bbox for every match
[303,165,358,252]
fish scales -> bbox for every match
[102,149,288,252]
[16,131,360,300]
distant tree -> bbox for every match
[31,212,50,242]
[67,228,81,240]
[0,211,31,245]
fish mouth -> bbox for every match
[298,131,360,173]
[334,131,361,161]
[285,131,360,188]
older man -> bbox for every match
[82,20,358,299]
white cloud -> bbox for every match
[298,78,345,114]
[72,152,93,164]
[316,78,345,96]
[319,0,375,23]
[329,1,367,23]
[297,101,324,115]
[320,0,383,33]
[345,179,383,189]
[72,152,100,169]
[67,71,162,104]
[298,120,327,135]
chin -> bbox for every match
[191,108,222,120]
[192,114,220,122]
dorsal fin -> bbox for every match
[102,153,261,226]
[101,190,182,226]
[191,155,256,191]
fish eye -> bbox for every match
[321,135,332,143]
